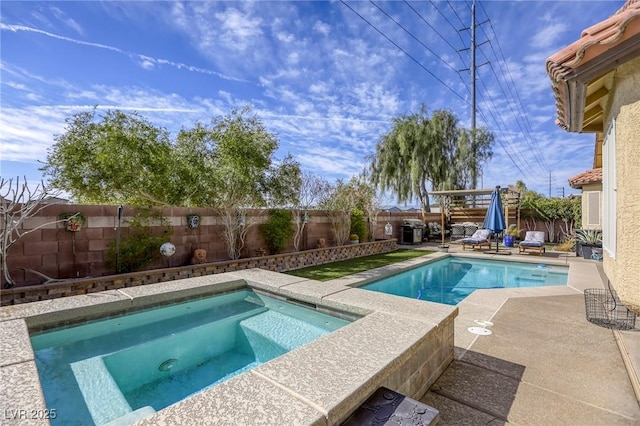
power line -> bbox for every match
[340,0,469,104]
[403,1,460,53]
[448,1,468,28]
[370,1,459,74]
[429,1,466,45]
[476,1,552,173]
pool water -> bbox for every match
[30,290,349,426]
[361,257,568,306]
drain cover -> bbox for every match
[474,320,493,327]
[158,358,178,371]
[468,327,492,335]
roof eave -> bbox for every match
[551,33,640,133]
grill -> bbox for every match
[402,219,424,244]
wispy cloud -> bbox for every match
[0,23,247,82]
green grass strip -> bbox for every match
[286,249,432,281]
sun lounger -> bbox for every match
[459,229,491,251]
[518,231,546,255]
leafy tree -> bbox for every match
[42,106,300,260]
[42,109,176,206]
[259,209,294,254]
[444,127,494,192]
[370,105,493,220]
[203,107,300,259]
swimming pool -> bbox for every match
[361,257,568,305]
[30,289,349,426]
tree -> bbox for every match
[42,108,176,206]
[349,171,383,242]
[290,171,331,251]
[320,180,358,246]
[456,127,494,189]
[42,106,300,260]
[0,177,76,288]
[204,107,300,259]
[370,105,493,221]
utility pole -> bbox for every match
[549,173,552,198]
[471,0,476,142]
[465,0,488,190]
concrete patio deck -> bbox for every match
[397,241,640,425]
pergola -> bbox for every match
[430,188,521,246]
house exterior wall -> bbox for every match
[580,183,602,230]
[603,56,640,314]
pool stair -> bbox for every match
[70,356,155,425]
[515,271,548,287]
[238,310,329,362]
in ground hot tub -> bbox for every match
[30,290,349,425]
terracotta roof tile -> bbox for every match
[568,168,603,188]
[546,0,640,131]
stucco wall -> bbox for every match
[603,56,640,314]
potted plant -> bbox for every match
[436,244,449,253]
[503,228,520,248]
[349,234,359,244]
[575,229,602,259]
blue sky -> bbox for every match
[0,1,622,204]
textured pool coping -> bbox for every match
[0,269,457,426]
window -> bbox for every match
[602,119,616,258]
[586,191,601,227]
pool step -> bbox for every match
[239,310,328,362]
[70,356,134,425]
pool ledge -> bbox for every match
[0,269,457,426]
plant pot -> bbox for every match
[437,245,449,253]
[349,240,359,245]
[580,243,601,260]
[503,234,515,248]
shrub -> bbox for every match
[107,208,173,273]
[350,208,368,242]
[575,229,602,245]
[259,209,294,254]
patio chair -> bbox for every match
[459,229,491,251]
[427,222,450,242]
[518,231,546,255]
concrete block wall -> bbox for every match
[1,239,398,306]
[3,203,421,287]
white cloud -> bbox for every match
[214,8,263,51]
[50,6,84,35]
[313,20,330,36]
[531,22,569,50]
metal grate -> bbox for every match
[584,288,636,330]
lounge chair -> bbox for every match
[518,231,546,255]
[459,229,491,251]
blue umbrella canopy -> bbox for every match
[483,186,506,251]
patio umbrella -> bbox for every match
[482,186,506,252]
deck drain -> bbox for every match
[474,320,493,327]
[158,358,178,371]
[468,327,492,335]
